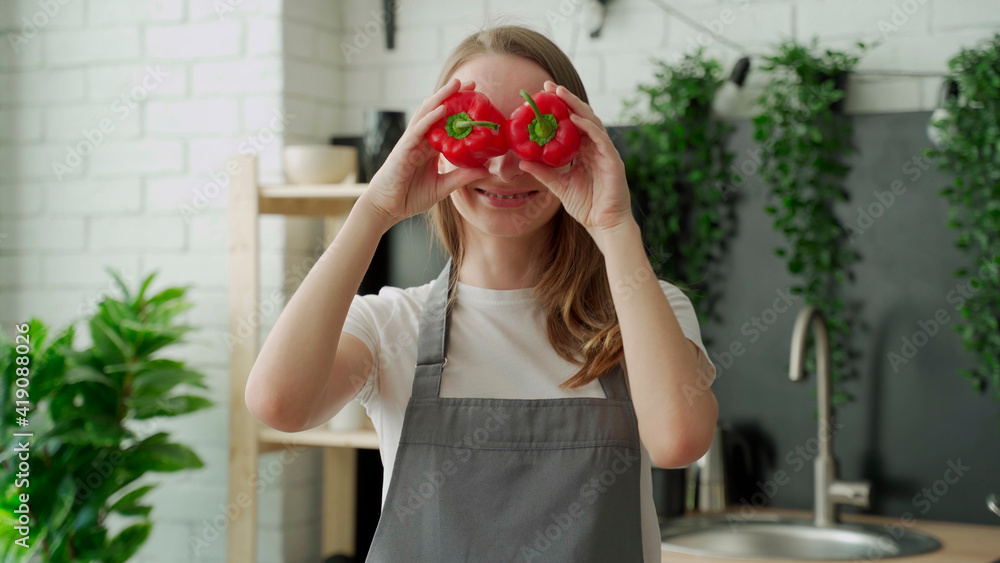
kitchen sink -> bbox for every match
[660,308,942,560]
[661,513,942,560]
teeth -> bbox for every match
[479,189,534,199]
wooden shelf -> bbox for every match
[260,182,369,198]
[227,154,371,562]
[259,426,379,452]
[258,182,369,216]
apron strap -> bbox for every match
[411,256,453,398]
[411,255,633,403]
[599,358,632,402]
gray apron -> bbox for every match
[366,257,645,562]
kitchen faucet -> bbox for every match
[789,306,871,527]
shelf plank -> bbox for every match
[258,426,380,450]
[258,183,368,216]
[259,183,368,199]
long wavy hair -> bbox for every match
[424,24,626,389]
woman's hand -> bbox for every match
[516,80,637,243]
[361,78,491,230]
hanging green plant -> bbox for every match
[925,33,1000,403]
[621,47,737,328]
[751,37,870,407]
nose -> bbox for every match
[487,150,524,183]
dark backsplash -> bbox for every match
[617,111,999,526]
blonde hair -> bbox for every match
[424,24,626,389]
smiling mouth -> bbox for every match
[474,188,539,199]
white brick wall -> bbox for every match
[0,107,42,141]
[0,68,85,103]
[192,58,284,94]
[87,63,188,98]
[0,0,86,30]
[0,0,342,561]
[146,20,244,59]
[146,99,242,134]
[2,1,998,562]
[335,0,1000,133]
[45,27,142,65]
[88,0,186,24]
[44,178,143,213]
[44,104,142,140]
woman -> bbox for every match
[246,24,719,562]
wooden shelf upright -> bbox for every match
[226,154,379,562]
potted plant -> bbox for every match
[0,269,214,562]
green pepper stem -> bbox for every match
[519,88,554,140]
[452,120,500,130]
[519,89,544,121]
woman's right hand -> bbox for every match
[361,77,492,230]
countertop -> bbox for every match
[661,507,1000,562]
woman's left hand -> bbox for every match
[517,80,637,243]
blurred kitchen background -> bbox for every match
[1,0,999,562]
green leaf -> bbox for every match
[107,267,133,303]
[44,475,78,547]
[105,522,152,563]
[145,286,190,309]
[128,440,204,473]
[46,415,124,447]
[89,315,131,365]
[126,394,214,420]
[63,365,115,388]
[109,484,155,517]
[131,366,209,396]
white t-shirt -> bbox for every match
[341,276,717,562]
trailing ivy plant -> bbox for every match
[751,37,870,408]
[0,269,214,562]
[621,47,737,328]
[925,33,1000,403]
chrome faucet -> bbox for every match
[789,306,871,527]
[988,493,1000,518]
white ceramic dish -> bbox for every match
[282,145,358,184]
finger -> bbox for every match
[570,113,619,161]
[425,77,461,110]
[383,139,436,187]
[409,77,461,128]
[411,104,448,143]
[397,104,447,152]
[543,80,557,93]
[518,160,566,198]
[437,166,491,196]
[555,84,605,130]
[460,80,476,90]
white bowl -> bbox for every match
[282,145,357,184]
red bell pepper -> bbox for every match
[505,89,581,168]
[425,91,508,168]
